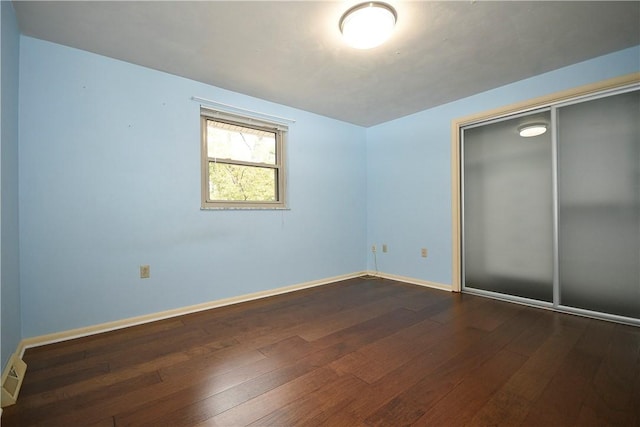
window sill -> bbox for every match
[200,206,291,211]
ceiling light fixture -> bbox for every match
[518,123,548,138]
[339,2,397,49]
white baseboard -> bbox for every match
[16,270,450,356]
[2,269,448,409]
[365,270,452,292]
[18,271,369,355]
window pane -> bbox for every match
[207,120,276,164]
[209,162,277,202]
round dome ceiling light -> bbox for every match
[518,123,548,138]
[339,2,397,49]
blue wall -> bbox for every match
[366,45,640,286]
[19,37,367,337]
[13,32,640,340]
[1,1,21,370]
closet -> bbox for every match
[461,85,639,324]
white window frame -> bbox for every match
[200,107,288,209]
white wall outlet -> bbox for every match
[140,265,150,279]
[382,244,388,253]
[421,248,428,258]
[371,244,377,253]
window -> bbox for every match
[201,108,287,209]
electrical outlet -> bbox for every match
[371,244,377,253]
[382,244,388,253]
[421,248,428,258]
[140,265,150,279]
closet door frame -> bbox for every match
[451,73,640,325]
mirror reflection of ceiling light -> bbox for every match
[518,123,548,137]
[339,2,397,49]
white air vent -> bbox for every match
[1,353,27,407]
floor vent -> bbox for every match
[1,353,27,407]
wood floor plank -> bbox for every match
[256,335,313,359]
[328,297,464,384]
[208,367,341,426]
[572,323,640,426]
[3,278,638,427]
[86,418,116,427]
[280,378,367,427]
[115,343,349,426]
[18,333,240,410]
[24,318,186,364]
[413,348,528,426]
[156,340,264,382]
[591,324,640,410]
[467,311,586,426]
[328,318,491,422]
[31,353,272,427]
[329,317,442,384]
[116,306,425,426]
[195,279,394,336]
[364,305,541,426]
[3,372,163,427]
[503,309,564,357]
[333,329,488,424]
[16,351,191,411]
[520,318,616,426]
[22,320,203,383]
[200,279,402,348]
[19,361,111,396]
[427,292,489,325]
[286,292,419,342]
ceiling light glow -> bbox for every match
[518,123,548,138]
[340,2,397,49]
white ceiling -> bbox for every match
[13,1,640,127]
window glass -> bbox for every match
[207,121,276,165]
[208,163,277,202]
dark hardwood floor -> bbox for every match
[3,277,639,426]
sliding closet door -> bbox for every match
[557,90,640,319]
[463,111,554,302]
